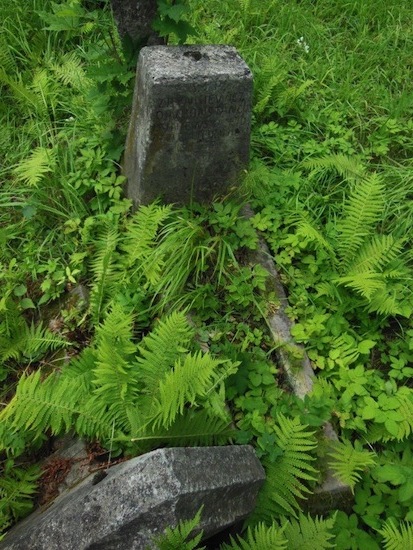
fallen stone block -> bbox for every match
[0,445,265,550]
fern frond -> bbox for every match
[302,153,365,181]
[151,352,230,429]
[121,202,172,284]
[248,415,317,523]
[0,465,41,525]
[253,54,286,118]
[283,513,336,549]
[295,218,335,254]
[278,79,314,115]
[93,305,138,394]
[154,507,205,550]
[222,522,288,549]
[88,219,120,324]
[346,235,403,275]
[0,371,85,439]
[336,173,385,267]
[379,520,413,550]
[333,272,385,300]
[136,311,194,395]
[24,322,70,362]
[13,146,56,187]
[0,68,43,111]
[328,439,376,492]
[130,410,234,447]
[367,286,410,317]
[393,390,413,440]
[49,52,91,92]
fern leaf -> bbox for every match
[283,513,336,549]
[130,410,234,447]
[152,352,230,429]
[328,440,376,492]
[295,218,335,254]
[302,153,365,181]
[49,52,91,92]
[222,522,288,549]
[88,220,119,324]
[367,286,410,317]
[247,415,317,523]
[13,147,56,187]
[346,235,403,275]
[0,465,41,525]
[394,390,413,440]
[121,202,172,284]
[136,311,194,395]
[153,507,205,550]
[379,520,413,550]
[333,272,385,300]
[0,371,85,439]
[336,173,385,267]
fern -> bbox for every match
[0,465,41,532]
[136,310,194,395]
[88,219,120,324]
[91,305,140,433]
[13,146,56,187]
[283,513,336,549]
[328,440,376,492]
[336,173,385,268]
[121,202,173,285]
[379,520,413,550]
[152,352,230,429]
[153,507,205,550]
[0,308,235,454]
[302,153,365,181]
[247,415,318,523]
[222,522,288,549]
[0,370,96,442]
[49,51,91,92]
[129,410,234,448]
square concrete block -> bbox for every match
[124,45,253,206]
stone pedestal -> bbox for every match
[110,0,159,43]
[124,45,253,206]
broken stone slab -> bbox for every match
[124,45,253,207]
[242,205,353,514]
[110,0,162,44]
[0,445,265,550]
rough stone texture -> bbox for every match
[242,205,353,514]
[242,206,315,399]
[124,45,253,206]
[0,446,265,550]
[110,0,160,43]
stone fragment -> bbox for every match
[0,446,265,550]
[242,205,353,514]
[124,45,253,206]
[110,0,160,43]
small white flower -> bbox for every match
[296,36,310,53]
[65,116,75,121]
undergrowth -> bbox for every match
[1,0,413,548]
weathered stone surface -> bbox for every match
[0,446,265,550]
[124,45,253,206]
[110,0,160,43]
[242,205,353,514]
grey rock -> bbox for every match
[124,45,253,206]
[110,0,160,43]
[0,446,265,550]
[242,204,353,514]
